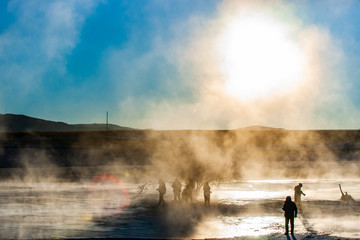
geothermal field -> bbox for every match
[0,129,359,239]
[0,177,359,239]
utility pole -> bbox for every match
[106,111,109,130]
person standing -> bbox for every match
[172,178,182,201]
[294,183,305,205]
[203,182,211,206]
[282,196,298,235]
[157,179,166,206]
[182,181,194,203]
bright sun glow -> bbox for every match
[218,14,305,100]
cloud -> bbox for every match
[2,0,358,129]
[107,0,355,130]
[0,0,98,110]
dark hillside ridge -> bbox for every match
[0,113,133,132]
[0,114,359,180]
[240,125,285,130]
[0,128,360,167]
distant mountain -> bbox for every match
[240,125,285,130]
[0,113,133,132]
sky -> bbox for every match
[1,0,360,130]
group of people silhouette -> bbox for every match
[156,179,211,206]
[157,180,354,236]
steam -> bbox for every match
[0,126,359,239]
[144,129,360,186]
[0,0,98,118]
[1,0,358,128]
[1,1,359,239]
[100,0,357,130]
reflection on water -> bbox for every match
[192,216,285,238]
[0,175,359,239]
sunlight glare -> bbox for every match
[218,14,305,100]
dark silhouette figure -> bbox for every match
[294,183,305,205]
[172,178,182,201]
[282,196,298,235]
[182,181,194,203]
[203,182,211,206]
[157,179,166,206]
[339,184,354,202]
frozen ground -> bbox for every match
[0,174,359,240]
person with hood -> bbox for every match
[282,196,298,235]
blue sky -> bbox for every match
[1,0,360,129]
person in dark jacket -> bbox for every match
[282,196,298,235]
[181,182,193,203]
[172,178,182,201]
[157,179,166,206]
[203,182,211,206]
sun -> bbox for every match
[217,14,305,100]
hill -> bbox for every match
[0,113,133,132]
[240,125,285,130]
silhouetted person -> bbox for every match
[339,184,354,203]
[181,186,190,203]
[182,181,194,203]
[203,182,211,206]
[172,178,182,201]
[282,196,298,235]
[157,179,166,206]
[294,183,305,205]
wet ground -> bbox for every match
[0,175,359,239]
